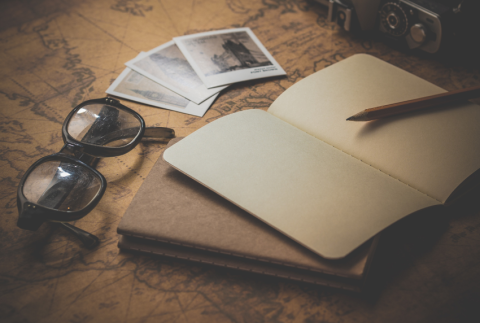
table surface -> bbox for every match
[1,0,480,322]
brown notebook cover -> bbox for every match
[117,138,379,291]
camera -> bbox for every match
[315,0,479,54]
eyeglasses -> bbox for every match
[17,97,175,248]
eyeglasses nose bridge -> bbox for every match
[60,142,85,156]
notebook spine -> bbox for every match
[119,232,355,279]
[120,240,360,292]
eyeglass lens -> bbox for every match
[67,104,141,147]
[23,160,102,213]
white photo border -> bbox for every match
[174,28,286,88]
[125,41,227,104]
[106,67,218,117]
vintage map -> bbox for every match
[1,0,479,322]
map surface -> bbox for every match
[1,0,480,322]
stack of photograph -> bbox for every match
[106,28,286,117]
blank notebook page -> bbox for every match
[268,54,480,203]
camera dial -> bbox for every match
[410,23,427,44]
[380,2,409,37]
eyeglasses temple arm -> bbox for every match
[86,126,175,147]
[142,127,175,141]
[59,223,100,249]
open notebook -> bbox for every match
[118,138,379,291]
[164,54,480,259]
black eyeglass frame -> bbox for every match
[16,154,107,230]
[17,97,175,246]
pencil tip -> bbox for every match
[346,116,354,121]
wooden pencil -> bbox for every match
[346,84,480,121]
